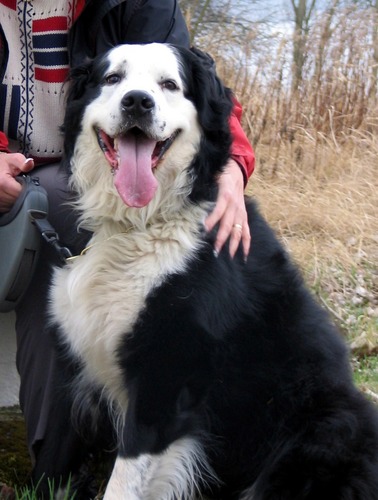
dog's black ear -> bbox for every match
[185,47,234,137]
[66,59,94,103]
[61,59,95,164]
[172,46,234,201]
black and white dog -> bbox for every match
[42,44,378,499]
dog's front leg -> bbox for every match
[104,453,158,500]
[104,437,215,500]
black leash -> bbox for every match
[30,211,73,264]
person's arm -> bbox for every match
[206,97,255,260]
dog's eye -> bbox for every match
[161,80,178,91]
[105,74,121,85]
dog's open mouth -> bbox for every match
[95,127,180,208]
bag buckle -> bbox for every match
[29,211,73,263]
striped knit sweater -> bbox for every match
[0,0,80,164]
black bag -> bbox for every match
[0,175,48,312]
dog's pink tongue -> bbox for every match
[114,134,158,207]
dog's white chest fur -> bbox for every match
[50,218,205,403]
[49,42,211,409]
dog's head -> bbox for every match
[63,44,233,226]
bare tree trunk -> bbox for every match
[290,0,316,92]
[314,0,338,86]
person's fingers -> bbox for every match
[0,154,34,212]
[1,153,29,175]
[241,223,251,260]
[228,223,243,258]
[205,159,251,259]
[0,177,23,211]
[228,214,250,259]
[213,205,237,255]
[205,197,227,233]
[10,157,35,176]
[21,157,35,173]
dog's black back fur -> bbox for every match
[117,197,378,498]
[33,45,378,499]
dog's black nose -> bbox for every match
[121,90,155,116]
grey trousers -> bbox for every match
[14,163,89,461]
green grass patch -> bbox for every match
[353,355,378,398]
[14,476,76,500]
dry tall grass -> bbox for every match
[184,3,378,352]
[250,140,378,353]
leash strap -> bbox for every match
[30,212,73,264]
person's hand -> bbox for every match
[0,153,35,212]
[205,158,250,260]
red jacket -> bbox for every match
[230,99,255,182]
[0,131,9,152]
